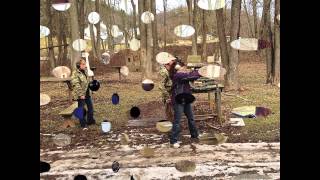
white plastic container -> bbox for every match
[101,121,111,133]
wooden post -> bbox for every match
[215,85,222,125]
[208,92,214,113]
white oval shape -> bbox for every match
[84,25,97,40]
[72,39,87,51]
[52,66,71,78]
[277,14,280,22]
[129,38,140,51]
[174,25,195,38]
[142,79,154,84]
[141,11,154,24]
[120,66,129,76]
[111,25,120,37]
[230,38,258,51]
[156,121,173,132]
[40,93,51,106]
[156,52,176,64]
[101,121,111,133]
[52,3,71,11]
[198,64,221,79]
[40,25,50,38]
[88,12,100,24]
[101,52,110,64]
[197,0,225,10]
[52,133,71,147]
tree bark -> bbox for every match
[216,8,229,69]
[252,0,258,38]
[95,0,101,61]
[260,0,273,83]
[151,0,158,71]
[69,0,81,70]
[201,10,207,62]
[139,0,148,79]
[78,0,85,39]
[145,0,153,77]
[163,0,167,50]
[192,0,198,55]
[131,0,138,38]
[46,0,56,71]
[226,0,242,90]
[186,0,192,24]
[272,0,280,84]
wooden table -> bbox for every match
[40,77,73,103]
[191,81,224,125]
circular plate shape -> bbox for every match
[130,106,140,119]
[230,38,258,51]
[141,11,154,24]
[89,80,100,91]
[112,161,120,173]
[88,12,100,24]
[40,93,51,106]
[120,66,129,76]
[111,25,120,37]
[40,25,50,38]
[52,0,71,11]
[156,120,173,132]
[142,79,154,91]
[174,25,195,38]
[40,161,51,173]
[197,0,225,10]
[156,52,176,64]
[74,175,87,180]
[101,52,110,64]
[52,133,71,147]
[52,66,71,78]
[100,31,108,40]
[198,64,221,79]
[129,38,140,51]
[111,93,120,105]
[72,39,87,51]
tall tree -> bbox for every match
[216,8,229,69]
[260,0,273,83]
[130,0,138,38]
[145,0,153,76]
[163,0,167,50]
[95,0,102,61]
[226,0,242,90]
[272,0,280,84]
[201,9,207,61]
[69,0,81,70]
[243,0,254,37]
[78,0,85,39]
[151,0,158,71]
[46,0,56,71]
[191,0,198,55]
[139,0,148,79]
[252,0,258,38]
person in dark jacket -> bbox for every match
[170,63,201,148]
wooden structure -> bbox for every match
[40,77,73,103]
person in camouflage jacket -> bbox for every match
[71,58,96,129]
[158,59,176,122]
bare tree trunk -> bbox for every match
[107,0,114,51]
[252,0,258,38]
[69,0,81,70]
[192,0,198,55]
[78,0,85,39]
[260,0,273,83]
[201,10,207,62]
[139,0,148,79]
[186,0,192,24]
[62,32,68,66]
[46,0,56,71]
[95,0,101,61]
[272,0,280,84]
[131,0,138,38]
[226,0,242,90]
[145,0,153,76]
[163,0,167,50]
[151,0,158,71]
[243,0,254,37]
[216,8,229,69]
[56,12,63,66]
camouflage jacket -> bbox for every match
[71,69,91,100]
[158,66,172,101]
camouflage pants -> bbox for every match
[164,99,174,122]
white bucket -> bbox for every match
[101,121,111,133]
